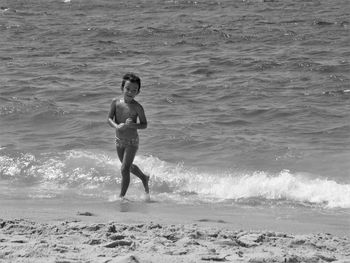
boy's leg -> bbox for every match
[131,164,150,194]
[117,146,138,197]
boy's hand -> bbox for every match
[125,118,134,125]
[117,119,134,130]
[117,123,126,130]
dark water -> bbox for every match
[0,0,349,209]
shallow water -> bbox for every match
[0,0,349,210]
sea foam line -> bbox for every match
[1,150,349,208]
[137,156,350,209]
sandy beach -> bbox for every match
[0,199,349,263]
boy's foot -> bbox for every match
[119,196,131,203]
[144,193,151,202]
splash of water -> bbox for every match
[1,150,349,208]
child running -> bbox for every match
[107,73,150,202]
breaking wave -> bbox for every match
[1,150,349,209]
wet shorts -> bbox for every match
[115,136,139,148]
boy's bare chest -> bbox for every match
[116,103,138,120]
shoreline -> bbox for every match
[0,199,349,262]
[0,198,349,235]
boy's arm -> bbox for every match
[107,99,118,129]
[126,104,147,130]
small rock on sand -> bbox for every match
[77,211,94,216]
[104,240,133,248]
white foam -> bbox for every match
[1,151,350,208]
[136,156,350,208]
[193,170,350,208]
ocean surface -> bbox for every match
[1,0,349,211]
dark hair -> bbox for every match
[121,73,141,92]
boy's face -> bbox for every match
[122,81,139,102]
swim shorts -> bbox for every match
[115,136,139,148]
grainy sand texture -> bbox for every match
[0,199,349,262]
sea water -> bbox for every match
[0,0,349,212]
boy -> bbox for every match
[108,73,150,201]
